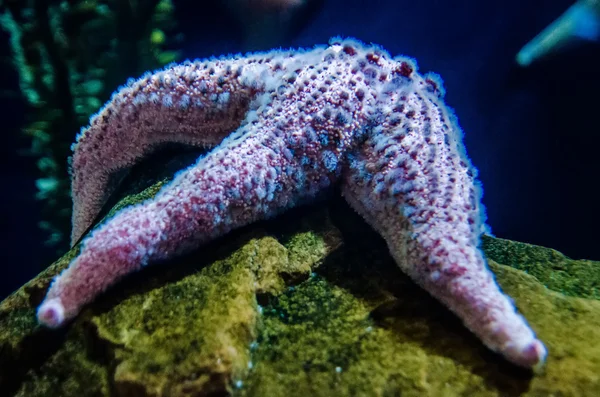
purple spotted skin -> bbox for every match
[38,38,546,370]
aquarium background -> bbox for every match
[1,0,598,300]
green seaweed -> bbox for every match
[0,0,182,251]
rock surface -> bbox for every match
[1,156,599,396]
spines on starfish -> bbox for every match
[341,64,545,368]
[41,130,299,328]
[68,51,305,246]
[67,40,369,246]
[69,59,255,245]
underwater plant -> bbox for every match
[516,0,600,66]
[0,0,181,252]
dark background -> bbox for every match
[1,0,599,299]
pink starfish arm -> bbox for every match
[69,58,267,245]
[341,85,546,369]
[40,126,303,328]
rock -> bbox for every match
[1,153,599,396]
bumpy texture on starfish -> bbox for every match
[38,38,546,369]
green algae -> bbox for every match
[0,201,338,396]
[1,179,600,395]
[94,241,261,396]
[243,220,600,397]
[14,330,111,397]
[482,235,600,300]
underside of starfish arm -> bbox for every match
[70,56,281,245]
[341,90,546,369]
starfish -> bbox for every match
[516,0,600,67]
[37,38,546,369]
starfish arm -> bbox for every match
[341,86,546,369]
[70,57,272,245]
[40,125,314,327]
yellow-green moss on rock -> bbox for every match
[1,175,599,395]
[481,235,600,300]
[245,241,600,396]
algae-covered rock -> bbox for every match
[1,157,599,396]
